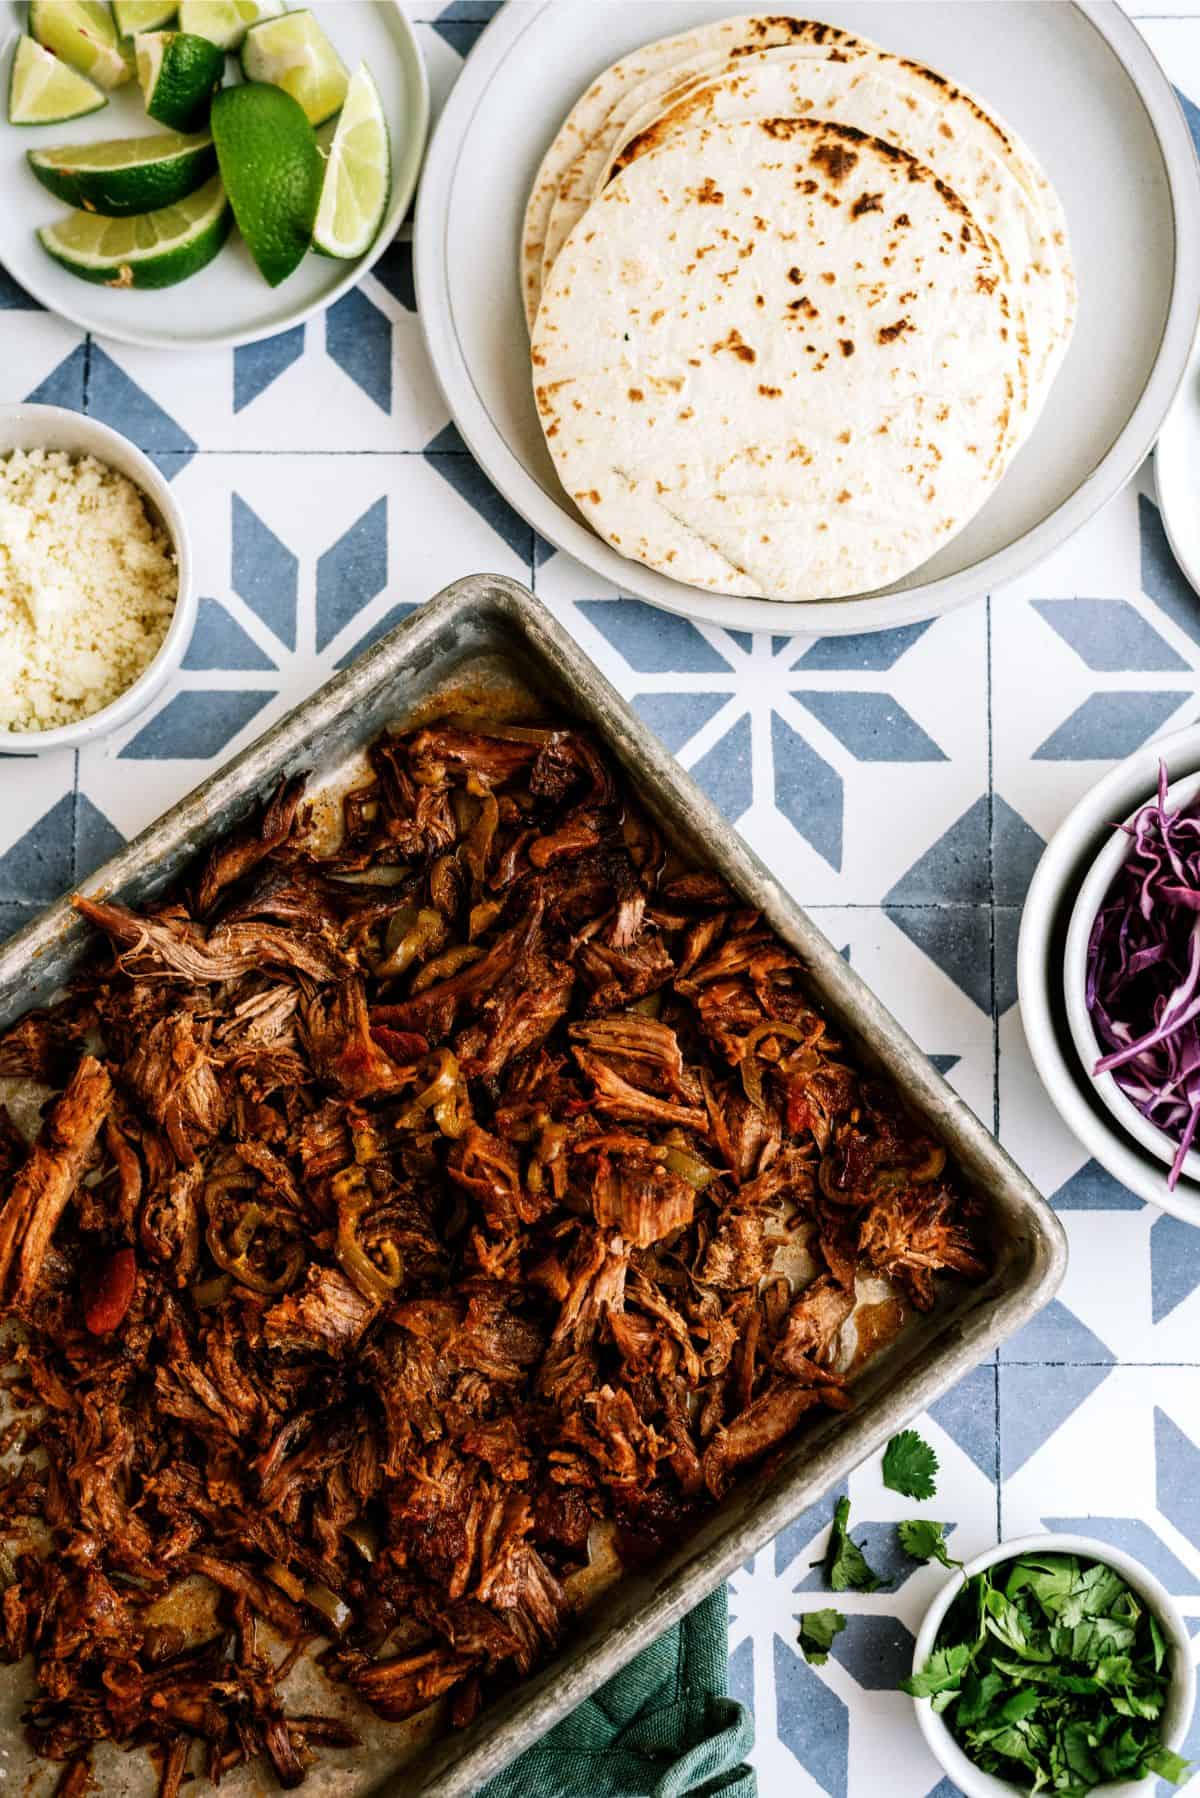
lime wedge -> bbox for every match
[29,0,134,91]
[135,28,224,129]
[113,1,177,32]
[211,82,319,285]
[178,0,284,52]
[37,171,230,287]
[28,130,215,214]
[8,35,107,124]
[240,9,347,126]
[312,63,389,260]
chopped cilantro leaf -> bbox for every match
[824,1495,882,1593]
[882,1428,939,1501]
[1148,1746,1191,1785]
[798,1608,846,1666]
[900,1549,1189,1796]
[901,1641,973,1699]
[898,1518,962,1570]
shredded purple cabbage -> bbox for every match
[1086,763,1200,1187]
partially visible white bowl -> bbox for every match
[1063,768,1200,1185]
[912,1532,1196,1798]
[0,403,194,755]
[1017,721,1200,1222]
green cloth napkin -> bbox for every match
[482,1587,756,1798]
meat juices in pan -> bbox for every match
[0,718,986,1790]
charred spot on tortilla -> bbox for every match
[809,141,859,183]
[711,329,756,363]
[852,191,884,219]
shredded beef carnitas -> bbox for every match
[0,718,986,1790]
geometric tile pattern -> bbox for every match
[4,6,1200,1793]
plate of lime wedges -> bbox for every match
[0,0,428,349]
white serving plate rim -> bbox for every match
[1154,351,1200,608]
[0,0,430,352]
[413,0,1200,635]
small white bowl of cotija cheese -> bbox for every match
[0,403,194,751]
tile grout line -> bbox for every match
[986,592,1003,1542]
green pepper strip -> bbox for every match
[662,1146,716,1191]
[334,1166,403,1302]
[395,1049,471,1138]
[206,1204,303,1297]
[191,1274,234,1309]
[375,906,446,979]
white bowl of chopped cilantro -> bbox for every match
[908,1533,1195,1797]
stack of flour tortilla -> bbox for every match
[523,14,1075,603]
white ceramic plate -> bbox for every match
[414,0,1200,635]
[0,0,429,350]
[1018,722,1200,1222]
[1155,352,1200,607]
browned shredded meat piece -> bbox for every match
[0,717,985,1789]
[265,1263,380,1355]
[0,1054,112,1309]
[774,1273,856,1373]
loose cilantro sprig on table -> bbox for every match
[901,1551,1190,1794]
[824,1495,883,1592]
[799,1608,847,1666]
[897,1518,962,1571]
[883,1428,940,1501]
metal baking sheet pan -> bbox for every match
[0,576,1067,1795]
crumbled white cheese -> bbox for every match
[0,448,178,732]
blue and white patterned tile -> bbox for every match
[0,750,77,904]
[1002,1369,1200,1638]
[992,474,1200,847]
[990,1001,1200,1370]
[86,278,447,453]
[12,315,89,412]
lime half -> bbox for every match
[113,1,177,32]
[211,81,320,285]
[312,63,389,260]
[178,0,284,52]
[136,29,224,130]
[240,9,347,126]
[29,0,134,90]
[38,172,230,287]
[28,130,215,215]
[8,35,107,125]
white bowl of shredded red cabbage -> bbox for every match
[1066,764,1200,1190]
